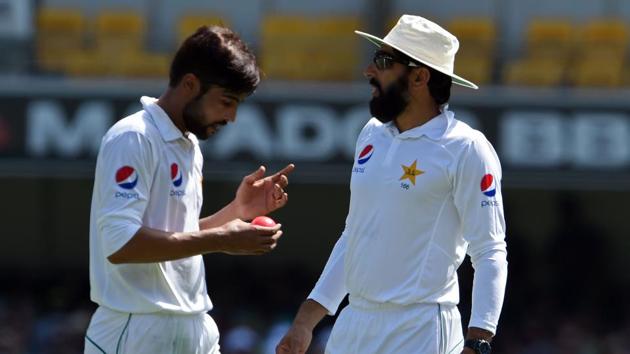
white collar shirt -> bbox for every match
[89,96,211,314]
[309,107,508,333]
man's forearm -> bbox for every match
[108,226,226,264]
[199,200,240,230]
[292,299,329,331]
[468,246,508,335]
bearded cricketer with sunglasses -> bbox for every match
[277,15,507,354]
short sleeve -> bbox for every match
[93,131,155,257]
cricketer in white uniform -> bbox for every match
[85,26,293,354]
[277,15,507,354]
[86,97,216,353]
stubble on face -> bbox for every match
[182,96,227,140]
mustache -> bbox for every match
[369,79,382,93]
[209,121,228,128]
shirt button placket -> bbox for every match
[383,138,401,166]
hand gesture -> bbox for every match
[234,164,295,220]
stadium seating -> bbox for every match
[36,8,86,72]
[569,19,628,87]
[448,18,496,85]
[33,8,630,87]
[94,11,145,56]
[63,50,109,77]
[117,52,171,78]
[260,15,361,81]
[572,56,624,87]
[503,19,574,86]
[76,11,154,77]
[36,8,235,78]
[577,19,628,58]
[177,14,229,45]
[40,9,171,78]
[526,20,574,61]
[504,58,566,87]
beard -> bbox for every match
[182,97,209,140]
[182,97,224,141]
[369,75,410,123]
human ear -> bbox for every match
[182,73,201,96]
[414,67,430,86]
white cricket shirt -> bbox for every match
[89,96,212,314]
[309,107,508,333]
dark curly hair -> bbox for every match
[169,25,260,96]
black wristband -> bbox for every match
[464,339,492,354]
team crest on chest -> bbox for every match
[399,159,424,188]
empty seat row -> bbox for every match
[35,8,630,87]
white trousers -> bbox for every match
[84,306,220,354]
[326,297,464,354]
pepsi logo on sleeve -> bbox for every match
[357,145,374,165]
[115,166,138,189]
[480,174,496,197]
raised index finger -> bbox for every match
[270,163,295,182]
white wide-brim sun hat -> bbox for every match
[355,14,478,89]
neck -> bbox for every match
[394,98,440,133]
[157,89,186,133]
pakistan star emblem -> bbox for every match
[399,160,424,186]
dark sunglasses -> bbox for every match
[372,50,419,71]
